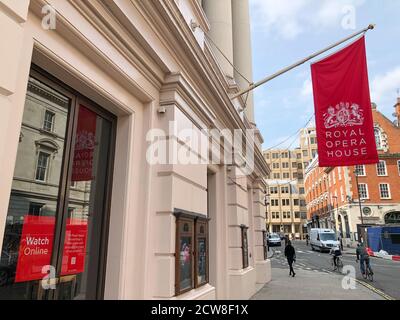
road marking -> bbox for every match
[355,279,396,301]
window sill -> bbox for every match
[172,284,215,300]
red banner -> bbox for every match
[72,105,97,181]
[15,216,55,283]
[311,36,378,167]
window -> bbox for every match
[293,199,299,206]
[43,110,55,132]
[297,163,303,170]
[301,212,307,219]
[312,149,318,158]
[273,173,280,179]
[374,127,383,149]
[355,165,366,176]
[241,226,249,269]
[297,173,303,180]
[282,162,289,169]
[283,211,291,219]
[272,153,279,159]
[271,199,279,206]
[294,212,300,219]
[300,200,306,207]
[297,153,301,159]
[175,214,209,295]
[358,184,369,200]
[303,150,308,157]
[283,173,290,179]
[35,152,50,181]
[272,212,280,219]
[273,163,280,169]
[293,172,298,179]
[282,199,290,206]
[195,220,208,287]
[282,152,288,158]
[0,73,116,300]
[292,162,298,168]
[376,161,387,176]
[265,153,270,159]
[28,202,44,216]
[270,187,278,194]
[299,187,305,195]
[379,184,391,199]
[281,186,289,194]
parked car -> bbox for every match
[267,233,282,247]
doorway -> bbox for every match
[0,67,116,299]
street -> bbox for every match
[253,241,399,300]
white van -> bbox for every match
[310,228,339,252]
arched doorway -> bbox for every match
[385,211,400,224]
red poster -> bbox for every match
[15,215,55,283]
[72,105,97,181]
[61,218,88,276]
[311,36,378,167]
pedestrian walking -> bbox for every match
[305,234,309,246]
[284,240,296,277]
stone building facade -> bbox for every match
[0,0,271,300]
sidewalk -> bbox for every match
[251,267,384,300]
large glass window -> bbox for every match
[0,71,115,300]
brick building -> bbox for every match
[305,102,400,246]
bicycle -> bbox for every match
[362,259,374,282]
[331,255,343,272]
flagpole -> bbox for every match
[231,24,375,100]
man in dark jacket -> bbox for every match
[284,240,296,277]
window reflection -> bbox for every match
[0,77,69,299]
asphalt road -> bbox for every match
[270,240,400,300]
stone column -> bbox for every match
[203,0,234,79]
[232,0,255,124]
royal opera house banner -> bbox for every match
[311,36,378,167]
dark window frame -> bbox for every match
[240,225,249,269]
[174,210,209,296]
[43,109,55,132]
[35,151,50,181]
[23,66,117,300]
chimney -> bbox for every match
[395,97,400,127]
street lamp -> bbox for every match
[332,195,338,232]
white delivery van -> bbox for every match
[310,228,339,252]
